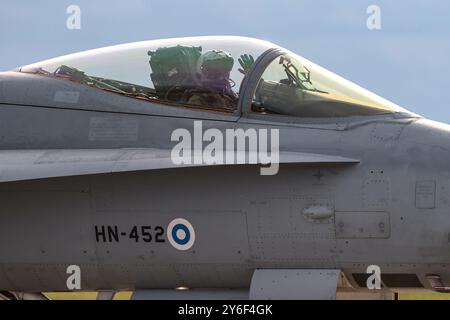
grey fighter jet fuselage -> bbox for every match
[0,36,448,300]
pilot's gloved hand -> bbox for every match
[238,54,255,75]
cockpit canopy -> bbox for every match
[19,36,406,117]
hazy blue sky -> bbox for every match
[1,0,449,122]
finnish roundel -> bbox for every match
[167,218,195,251]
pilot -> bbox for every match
[185,50,254,110]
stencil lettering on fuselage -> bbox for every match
[89,117,139,141]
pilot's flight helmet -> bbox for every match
[199,50,234,80]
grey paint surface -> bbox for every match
[0,37,449,299]
[250,269,340,300]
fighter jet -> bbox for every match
[0,36,448,300]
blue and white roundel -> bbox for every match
[167,218,195,251]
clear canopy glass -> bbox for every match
[20,36,406,116]
[20,36,273,111]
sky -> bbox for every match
[1,0,450,122]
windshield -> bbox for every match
[20,36,273,113]
[253,51,407,117]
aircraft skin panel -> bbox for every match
[0,139,443,294]
[0,113,445,295]
[0,149,359,183]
